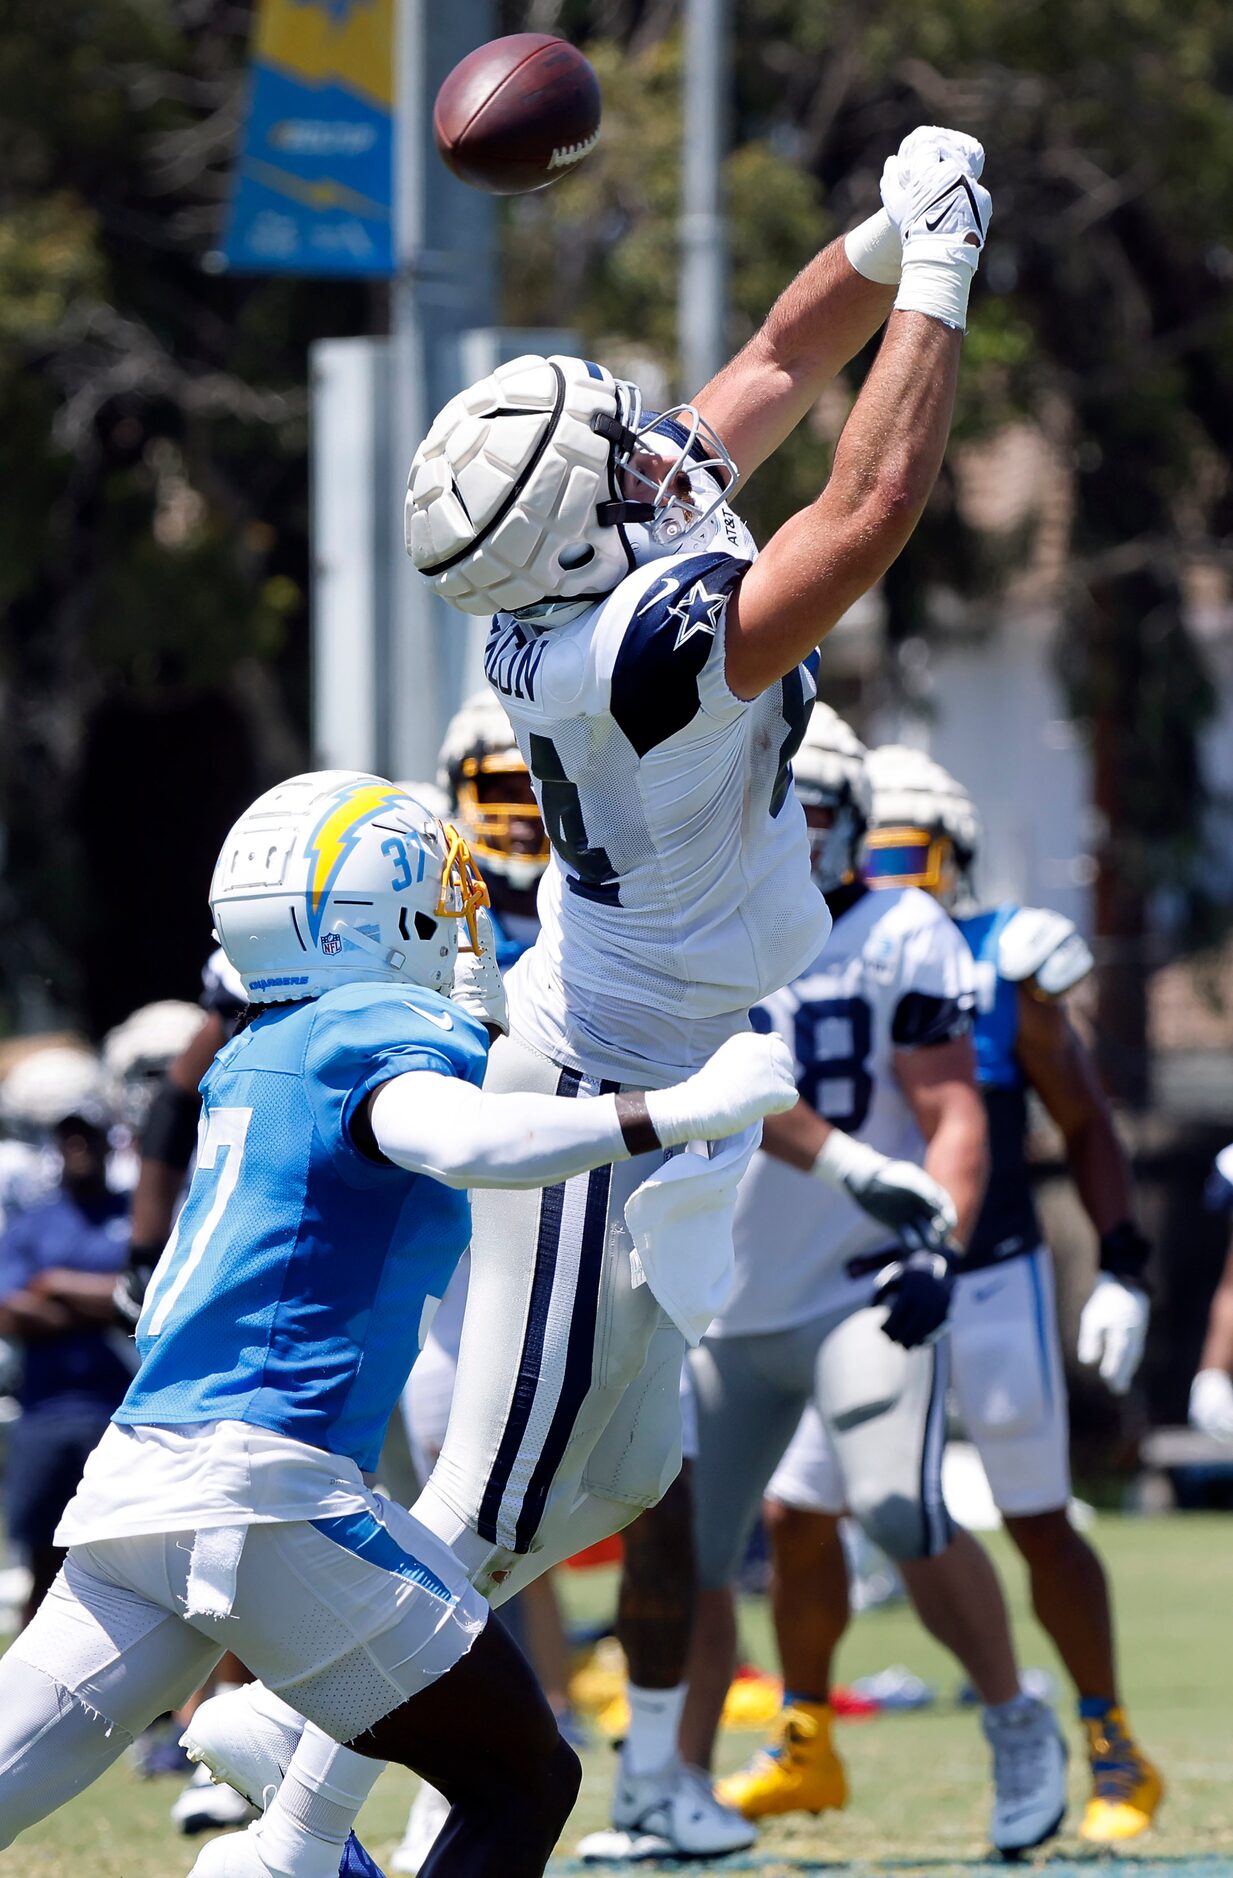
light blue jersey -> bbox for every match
[118,982,489,1473]
[954,904,1039,1269]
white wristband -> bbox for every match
[844,208,902,286]
[811,1129,886,1191]
[894,234,979,333]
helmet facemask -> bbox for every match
[797,787,868,895]
[454,751,549,891]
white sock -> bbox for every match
[255,1721,380,1878]
[624,1683,687,1776]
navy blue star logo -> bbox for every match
[668,580,727,651]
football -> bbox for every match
[433,34,601,196]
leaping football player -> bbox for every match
[764,745,1163,1848]
[191,124,996,1865]
[0,772,794,1878]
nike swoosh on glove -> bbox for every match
[450,905,509,1036]
[881,135,991,250]
[873,1249,956,1349]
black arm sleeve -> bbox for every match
[891,991,973,1050]
[140,1077,202,1171]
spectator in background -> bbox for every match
[0,1055,130,1625]
[1191,1144,1233,1440]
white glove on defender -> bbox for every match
[1189,1368,1233,1441]
[880,124,991,330]
[1077,1273,1150,1395]
[813,1130,958,1252]
[450,906,509,1036]
[645,1033,797,1148]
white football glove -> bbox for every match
[449,907,509,1036]
[813,1131,958,1252]
[880,124,991,332]
[645,1033,797,1148]
[880,126,990,246]
[1189,1368,1233,1442]
[1076,1273,1150,1396]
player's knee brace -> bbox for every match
[849,1489,952,1563]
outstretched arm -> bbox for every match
[694,236,896,485]
[362,1032,796,1191]
[720,129,990,699]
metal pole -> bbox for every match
[386,0,496,783]
[679,0,732,397]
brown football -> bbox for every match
[433,34,601,196]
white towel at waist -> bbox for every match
[624,1123,762,1346]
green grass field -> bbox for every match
[3,1515,1228,1878]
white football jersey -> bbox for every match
[486,537,830,1082]
[714,886,976,1335]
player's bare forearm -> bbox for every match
[920,1095,987,1248]
[1199,1245,1233,1374]
[694,240,895,482]
[1017,992,1134,1234]
[760,1099,834,1172]
[724,312,962,698]
[898,1039,987,1248]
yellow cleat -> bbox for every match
[715,1701,848,1821]
[1080,1707,1164,1843]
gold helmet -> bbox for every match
[438,692,548,891]
[863,744,982,908]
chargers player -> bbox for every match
[210,126,996,1862]
[678,708,1070,1858]
[0,771,794,1878]
[770,745,1162,1845]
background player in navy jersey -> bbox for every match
[791,743,1158,1843]
[0,770,795,1878]
[213,124,996,1862]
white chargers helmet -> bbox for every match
[792,703,871,894]
[103,1001,204,1128]
[864,744,983,907]
[438,691,549,892]
[405,353,740,622]
[210,771,489,1005]
[0,1045,114,1135]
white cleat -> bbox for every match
[578,1756,757,1862]
[390,1780,452,1873]
[180,1687,303,1812]
[186,1824,278,1877]
[982,1695,1068,1857]
[172,1761,259,1835]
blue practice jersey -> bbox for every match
[955,905,1040,1268]
[118,982,489,1473]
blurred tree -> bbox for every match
[503,0,1233,1106]
[0,0,369,1031]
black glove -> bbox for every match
[113,1244,163,1331]
[873,1249,956,1349]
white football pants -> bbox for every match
[414,1029,687,1602]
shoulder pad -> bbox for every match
[996,906,1093,995]
[1216,1143,1233,1187]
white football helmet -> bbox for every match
[210,771,489,1005]
[438,691,548,892]
[103,1001,203,1128]
[864,744,983,906]
[405,353,740,621]
[0,1046,114,1135]
[792,703,872,894]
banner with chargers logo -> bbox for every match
[222,0,395,276]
